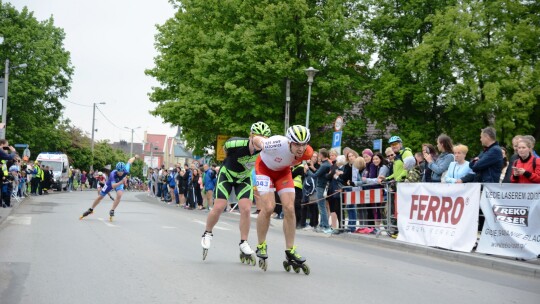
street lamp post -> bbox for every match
[91,102,106,171]
[125,126,141,157]
[1,59,28,140]
[304,66,319,130]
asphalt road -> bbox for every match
[0,191,538,304]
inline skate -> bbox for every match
[79,208,93,220]
[239,241,256,266]
[109,209,115,222]
[256,241,268,271]
[283,246,310,275]
[201,231,213,260]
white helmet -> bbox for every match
[286,125,311,144]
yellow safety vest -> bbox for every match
[292,165,303,189]
[1,161,7,176]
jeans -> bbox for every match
[343,187,357,232]
[316,187,329,229]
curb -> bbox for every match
[339,231,540,278]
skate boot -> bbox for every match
[201,231,213,260]
[239,241,256,266]
[283,245,310,275]
[79,208,93,220]
[256,241,268,271]
[109,209,115,222]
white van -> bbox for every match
[36,152,70,191]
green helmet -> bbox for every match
[251,121,271,137]
[286,125,311,144]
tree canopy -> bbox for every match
[148,0,540,154]
[147,0,370,153]
[0,2,74,149]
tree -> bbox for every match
[147,0,370,152]
[362,0,540,153]
[0,2,74,149]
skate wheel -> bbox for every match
[250,256,256,266]
[79,216,84,220]
[302,264,310,275]
[258,259,267,271]
[240,254,245,263]
[109,217,113,222]
[293,266,300,273]
[203,248,208,260]
[283,261,291,272]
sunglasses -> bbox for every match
[386,154,395,157]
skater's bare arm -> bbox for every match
[127,154,139,164]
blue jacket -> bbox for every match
[203,168,216,191]
[308,159,331,189]
[469,142,503,183]
[428,152,454,182]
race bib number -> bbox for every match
[255,175,271,192]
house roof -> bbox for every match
[175,144,193,158]
[144,134,167,152]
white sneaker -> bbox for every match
[201,232,213,249]
[239,241,254,255]
[302,226,314,231]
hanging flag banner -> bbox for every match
[476,183,540,260]
[397,183,481,252]
[216,135,231,161]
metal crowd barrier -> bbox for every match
[340,185,387,234]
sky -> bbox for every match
[10,0,177,144]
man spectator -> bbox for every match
[202,164,217,210]
[0,139,19,203]
[468,127,504,183]
[382,136,413,183]
[42,165,52,194]
[306,148,332,233]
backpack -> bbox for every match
[302,175,316,200]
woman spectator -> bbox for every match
[421,143,437,182]
[176,169,186,207]
[384,147,395,177]
[363,152,390,186]
[191,168,204,209]
[445,144,474,183]
[300,152,320,230]
[338,149,360,232]
[361,152,389,232]
[326,151,344,232]
[424,134,454,182]
[511,138,540,183]
[361,149,378,185]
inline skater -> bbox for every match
[79,155,138,221]
[255,125,313,274]
[201,122,271,264]
[96,171,114,201]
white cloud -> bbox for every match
[10,0,177,143]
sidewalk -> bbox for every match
[291,223,540,278]
[0,196,25,226]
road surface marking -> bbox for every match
[192,219,230,230]
[97,218,118,228]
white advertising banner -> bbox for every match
[397,183,481,252]
[476,184,540,260]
